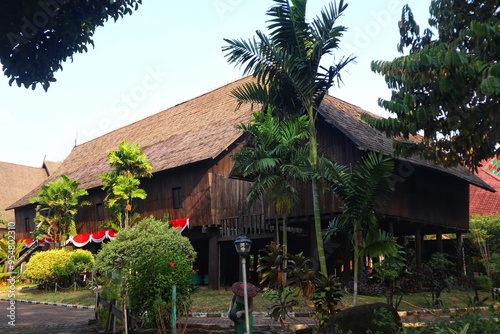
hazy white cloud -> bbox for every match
[0,111,13,121]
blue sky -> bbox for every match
[0,0,430,167]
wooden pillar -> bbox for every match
[415,225,422,268]
[207,227,220,289]
[436,231,443,253]
[456,232,466,277]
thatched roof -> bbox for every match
[42,160,62,174]
[0,161,49,221]
[320,95,494,192]
[8,76,493,209]
[8,76,257,209]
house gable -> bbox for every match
[0,161,49,222]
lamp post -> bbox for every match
[234,234,252,334]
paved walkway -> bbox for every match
[0,299,315,333]
[0,300,97,333]
[185,312,315,332]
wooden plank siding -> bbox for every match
[14,205,37,240]
[384,164,469,234]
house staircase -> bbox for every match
[11,240,39,271]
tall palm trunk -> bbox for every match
[352,221,360,305]
[308,104,327,275]
[282,215,288,285]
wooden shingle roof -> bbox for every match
[320,95,494,191]
[0,161,49,221]
[8,76,257,209]
[8,76,493,209]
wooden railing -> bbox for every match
[14,240,39,269]
[96,293,139,333]
[219,214,271,237]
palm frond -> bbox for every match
[359,229,399,258]
[266,0,309,59]
[231,82,269,110]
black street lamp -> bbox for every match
[234,234,252,334]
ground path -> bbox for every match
[0,300,96,333]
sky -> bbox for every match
[0,0,431,167]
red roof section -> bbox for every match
[470,157,500,216]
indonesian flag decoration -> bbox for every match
[64,229,116,247]
[168,217,189,232]
[22,217,189,248]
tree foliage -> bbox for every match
[0,0,142,91]
[94,216,196,328]
[223,0,355,275]
[322,151,396,305]
[363,0,500,171]
[100,140,153,229]
[233,109,310,266]
[469,213,500,258]
[30,174,90,246]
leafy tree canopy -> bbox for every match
[363,0,500,171]
[100,140,152,229]
[30,174,90,246]
[94,216,196,326]
[223,0,355,276]
[0,0,142,91]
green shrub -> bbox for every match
[483,253,500,286]
[24,248,94,288]
[94,216,196,329]
[474,275,493,291]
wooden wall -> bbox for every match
[13,205,37,240]
[13,120,471,239]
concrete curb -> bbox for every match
[397,304,500,318]
[0,297,96,309]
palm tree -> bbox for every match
[232,108,310,282]
[223,0,355,275]
[30,175,90,247]
[322,151,398,305]
[0,237,25,277]
[101,140,153,229]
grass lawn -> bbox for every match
[0,285,97,306]
[2,284,499,314]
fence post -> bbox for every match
[95,290,100,321]
[113,299,117,334]
[106,298,115,332]
[172,285,177,334]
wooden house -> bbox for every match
[8,76,493,288]
[1,160,58,229]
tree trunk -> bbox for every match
[282,215,288,285]
[308,106,327,276]
[352,221,360,306]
